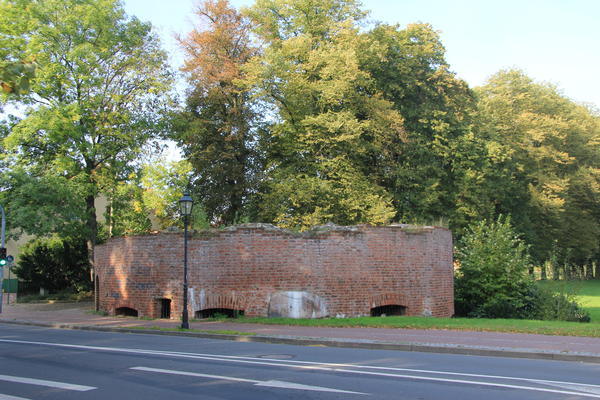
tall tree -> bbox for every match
[476,70,600,263]
[243,0,402,228]
[176,0,261,225]
[0,0,173,278]
[140,158,209,230]
[362,23,483,232]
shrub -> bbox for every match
[531,284,591,323]
[12,236,91,294]
[455,216,589,322]
[454,216,534,318]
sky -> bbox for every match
[123,0,600,109]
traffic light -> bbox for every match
[0,247,6,266]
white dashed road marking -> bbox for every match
[2,338,600,398]
[0,373,96,391]
[130,366,367,395]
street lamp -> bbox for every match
[179,192,193,329]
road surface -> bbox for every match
[1,324,600,399]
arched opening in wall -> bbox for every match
[158,299,171,319]
[115,307,138,317]
[195,308,245,319]
[370,305,407,317]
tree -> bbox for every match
[362,23,484,232]
[0,1,36,99]
[476,70,600,264]
[243,0,402,229]
[0,169,87,240]
[1,60,36,98]
[140,158,209,230]
[14,235,91,294]
[103,173,152,238]
[176,0,262,225]
[1,0,173,279]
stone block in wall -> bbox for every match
[268,291,328,318]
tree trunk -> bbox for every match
[85,194,98,310]
[540,261,547,280]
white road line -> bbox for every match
[2,338,599,397]
[255,379,366,394]
[130,366,367,394]
[0,394,31,400]
[131,367,258,383]
[542,382,600,396]
[152,349,600,393]
[0,374,96,391]
[327,368,600,399]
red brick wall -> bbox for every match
[95,224,454,319]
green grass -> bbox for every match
[537,279,600,322]
[85,310,109,316]
[127,326,256,336]
[198,279,600,337]
[226,315,600,337]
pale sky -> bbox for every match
[123,0,600,109]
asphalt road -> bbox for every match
[1,325,600,400]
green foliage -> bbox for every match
[363,23,483,233]
[0,169,88,240]
[1,0,173,260]
[13,236,92,294]
[259,161,396,229]
[0,60,36,98]
[18,290,92,303]
[532,284,591,323]
[538,279,600,322]
[175,0,262,225]
[104,175,153,237]
[455,216,589,322]
[243,0,402,229]
[475,69,600,264]
[455,216,537,318]
[140,158,209,230]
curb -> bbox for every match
[2,319,600,364]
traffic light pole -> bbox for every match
[1,204,4,248]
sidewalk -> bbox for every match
[1,302,600,363]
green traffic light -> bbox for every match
[0,259,5,266]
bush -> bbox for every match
[455,216,535,318]
[531,284,591,322]
[17,290,92,303]
[12,236,92,294]
[454,216,589,322]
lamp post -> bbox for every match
[178,192,193,329]
[1,204,5,313]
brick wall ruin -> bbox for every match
[94,224,454,319]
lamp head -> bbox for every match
[178,192,193,217]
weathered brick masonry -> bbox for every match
[95,224,454,319]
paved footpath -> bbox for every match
[1,302,600,363]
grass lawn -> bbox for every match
[537,279,600,322]
[228,315,600,337]
[203,280,600,338]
